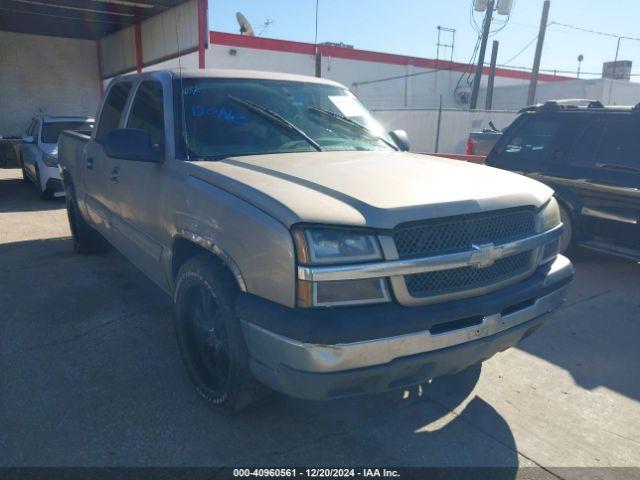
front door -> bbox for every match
[109,80,169,283]
[83,81,133,234]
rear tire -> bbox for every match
[65,184,108,254]
[173,255,267,413]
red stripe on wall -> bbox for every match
[209,31,574,83]
[211,31,316,55]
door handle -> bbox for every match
[110,166,120,183]
[85,157,94,169]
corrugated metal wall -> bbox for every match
[99,0,199,78]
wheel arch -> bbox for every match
[61,167,74,189]
[553,187,583,239]
[170,232,247,293]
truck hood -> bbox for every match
[189,151,553,229]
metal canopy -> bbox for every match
[0,0,191,40]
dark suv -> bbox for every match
[486,100,640,260]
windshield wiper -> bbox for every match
[228,96,322,152]
[595,163,640,173]
[308,107,398,151]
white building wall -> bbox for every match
[206,44,316,76]
[373,109,518,154]
[0,31,100,135]
[484,78,640,110]
[198,43,555,111]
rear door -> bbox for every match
[109,79,169,282]
[83,81,133,233]
[571,116,640,252]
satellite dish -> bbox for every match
[236,12,255,36]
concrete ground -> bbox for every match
[1,167,639,475]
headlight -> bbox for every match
[293,226,390,307]
[537,197,561,233]
[537,197,562,264]
[293,226,383,265]
[42,154,58,167]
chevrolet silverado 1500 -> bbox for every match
[58,69,574,412]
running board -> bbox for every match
[579,240,640,261]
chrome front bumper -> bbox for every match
[241,255,574,399]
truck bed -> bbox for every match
[58,130,91,185]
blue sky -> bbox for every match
[209,0,640,78]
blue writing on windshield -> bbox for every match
[191,105,247,123]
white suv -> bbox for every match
[20,116,94,199]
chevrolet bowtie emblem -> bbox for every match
[469,243,503,269]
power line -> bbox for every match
[550,21,640,42]
[502,32,539,65]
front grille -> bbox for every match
[405,251,533,298]
[393,208,536,259]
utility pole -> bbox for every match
[314,0,321,77]
[526,0,550,105]
[470,0,494,110]
[485,40,499,110]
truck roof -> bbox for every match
[158,68,345,88]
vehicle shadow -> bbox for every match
[1,236,520,469]
[229,365,521,468]
[0,172,65,213]
[516,249,640,402]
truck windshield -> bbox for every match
[174,78,395,159]
[41,121,93,144]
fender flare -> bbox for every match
[172,229,247,292]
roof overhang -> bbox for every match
[0,0,192,40]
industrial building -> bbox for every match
[2,0,640,146]
[0,0,575,137]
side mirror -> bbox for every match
[21,135,34,144]
[389,130,410,152]
[104,128,162,163]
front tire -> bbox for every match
[173,256,266,413]
[35,166,53,200]
[21,162,30,183]
[65,184,108,254]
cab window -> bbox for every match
[126,81,164,149]
[96,82,132,142]
[498,117,561,161]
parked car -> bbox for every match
[0,136,22,168]
[58,69,573,412]
[486,100,640,260]
[20,115,93,198]
[466,122,502,156]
